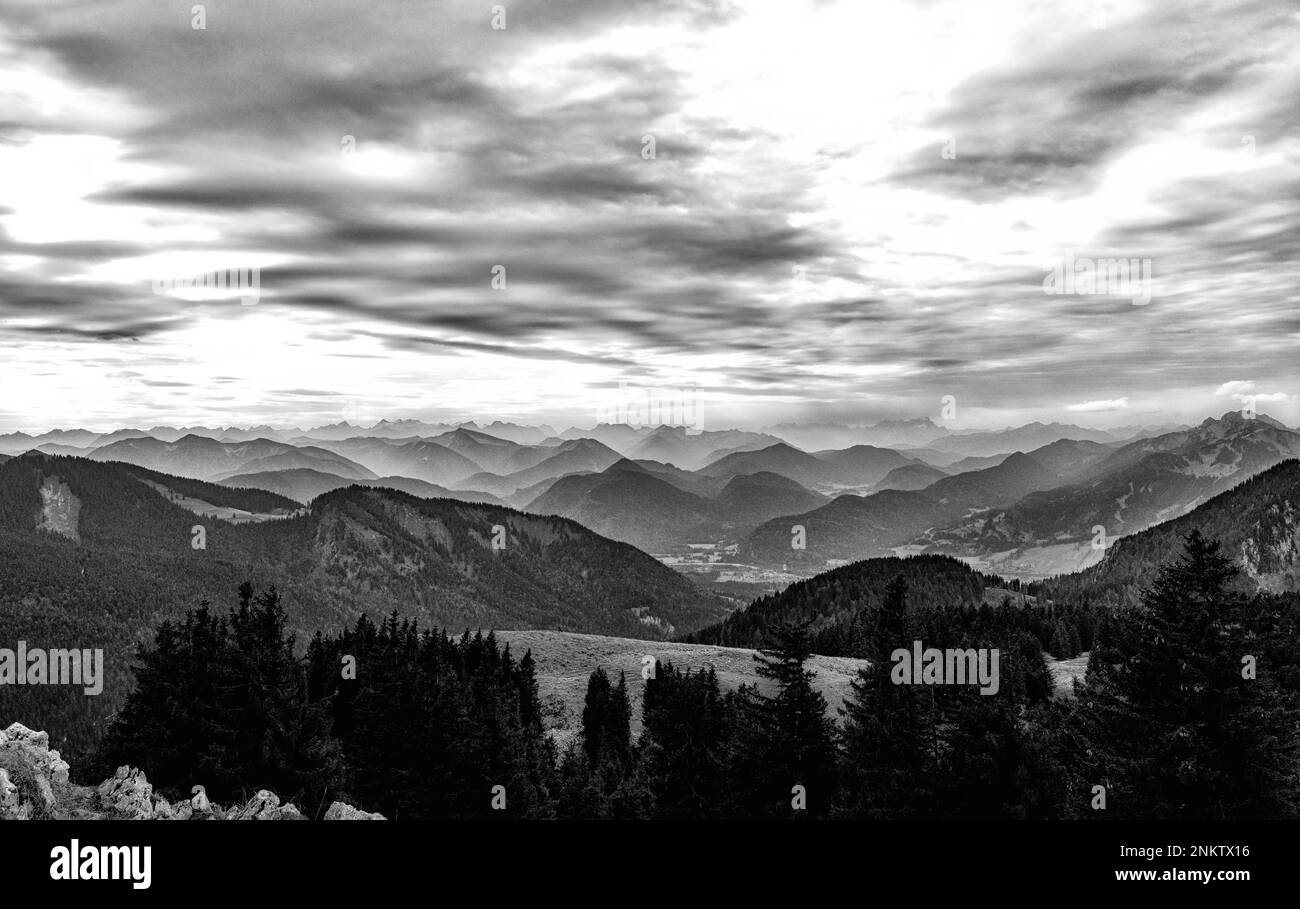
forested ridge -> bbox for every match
[684,553,1102,663]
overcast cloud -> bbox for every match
[0,0,1296,432]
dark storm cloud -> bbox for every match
[0,274,124,310]
[364,331,643,368]
[0,233,147,262]
[14,322,165,342]
[92,181,329,212]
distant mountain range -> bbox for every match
[83,435,376,482]
[525,459,830,553]
[455,438,624,496]
[0,413,1288,581]
[916,422,1119,459]
[758,418,947,451]
[622,426,787,470]
[754,417,1181,454]
[0,415,1181,460]
[518,440,948,555]
[730,414,1300,576]
[920,413,1300,575]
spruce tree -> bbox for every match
[835,576,936,818]
[640,663,727,818]
[581,667,613,766]
[1072,530,1300,818]
[745,620,838,817]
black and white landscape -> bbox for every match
[1,0,1298,831]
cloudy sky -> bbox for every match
[0,0,1297,433]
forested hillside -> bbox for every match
[683,553,1100,662]
[1036,459,1300,607]
[0,454,727,763]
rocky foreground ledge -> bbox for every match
[0,722,384,820]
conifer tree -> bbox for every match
[835,576,936,818]
[1072,531,1300,818]
[581,667,614,767]
[640,663,727,818]
[743,620,838,817]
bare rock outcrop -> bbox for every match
[0,722,68,818]
[231,789,304,820]
[323,800,386,820]
[0,721,383,821]
[97,765,156,819]
[0,768,29,820]
[1,722,70,784]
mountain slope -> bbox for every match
[457,438,622,495]
[623,427,782,470]
[698,442,843,488]
[525,461,718,552]
[870,461,949,492]
[304,484,727,637]
[809,445,918,486]
[556,422,650,450]
[711,471,829,530]
[218,467,503,506]
[627,459,729,497]
[524,461,830,552]
[219,467,383,503]
[208,448,376,482]
[430,428,543,475]
[1038,459,1300,606]
[738,451,1064,568]
[1017,438,1114,479]
[305,437,484,486]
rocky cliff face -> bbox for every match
[0,722,383,821]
